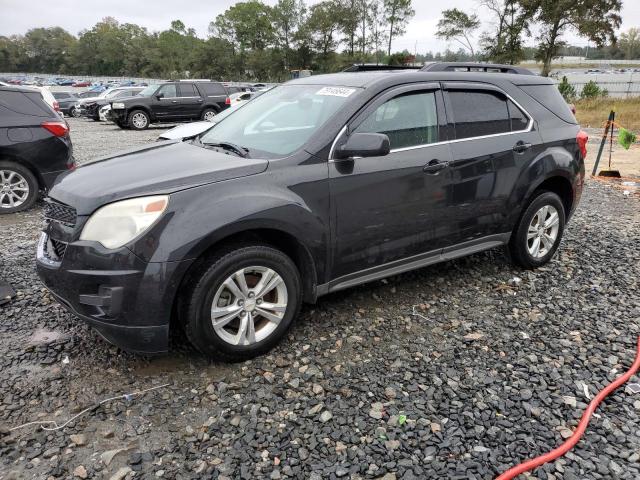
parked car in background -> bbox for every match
[72,81,91,87]
[78,87,143,120]
[83,87,143,121]
[77,91,100,99]
[0,84,74,213]
[108,80,231,130]
[157,89,268,141]
[52,92,81,117]
[37,64,587,358]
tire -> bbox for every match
[182,245,302,361]
[70,107,80,118]
[128,110,150,130]
[201,108,217,121]
[115,120,128,129]
[509,191,566,269]
[0,161,39,214]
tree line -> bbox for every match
[0,0,632,81]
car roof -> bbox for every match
[287,70,554,89]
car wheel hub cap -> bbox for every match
[211,266,287,346]
[526,205,559,258]
[133,113,147,127]
[0,170,29,208]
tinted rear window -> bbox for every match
[179,83,198,97]
[448,90,511,139]
[199,82,226,96]
[519,84,577,124]
[0,90,52,117]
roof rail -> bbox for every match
[420,62,535,75]
[342,64,421,72]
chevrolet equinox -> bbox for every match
[36,63,587,360]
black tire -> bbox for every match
[70,106,80,118]
[182,245,302,361]
[509,191,566,269]
[115,120,128,129]
[201,108,217,121]
[128,109,150,130]
[0,161,39,214]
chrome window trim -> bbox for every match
[328,88,534,160]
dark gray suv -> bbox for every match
[36,63,587,359]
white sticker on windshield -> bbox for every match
[316,86,356,97]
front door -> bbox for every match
[152,84,178,119]
[329,84,454,280]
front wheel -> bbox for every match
[128,110,150,130]
[509,191,565,269]
[70,106,80,118]
[182,245,302,361]
[0,162,39,214]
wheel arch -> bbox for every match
[0,155,43,190]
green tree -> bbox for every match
[619,28,640,60]
[272,0,307,71]
[557,76,577,101]
[368,0,388,64]
[479,0,529,64]
[383,0,414,56]
[22,27,76,73]
[580,79,606,99]
[436,8,480,58]
[211,1,275,51]
[521,0,622,76]
[306,1,342,70]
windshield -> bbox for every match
[200,84,359,158]
[140,84,161,96]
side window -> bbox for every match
[448,90,511,139]
[354,91,439,150]
[178,83,198,97]
[116,90,133,98]
[507,99,529,131]
[157,84,177,98]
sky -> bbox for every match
[1,0,639,54]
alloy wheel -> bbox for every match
[0,169,30,209]
[526,205,560,258]
[211,266,288,346]
[203,110,216,121]
[132,112,148,129]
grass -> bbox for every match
[574,97,640,131]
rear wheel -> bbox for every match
[70,106,80,118]
[128,110,150,130]
[509,191,565,269]
[182,245,302,361]
[0,161,38,214]
[201,108,217,121]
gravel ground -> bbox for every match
[1,119,639,480]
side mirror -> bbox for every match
[155,92,164,100]
[335,132,390,159]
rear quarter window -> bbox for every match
[0,90,52,117]
[199,83,226,96]
[518,84,577,124]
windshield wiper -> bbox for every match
[201,140,250,158]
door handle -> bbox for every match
[171,100,178,103]
[513,141,532,153]
[423,159,449,174]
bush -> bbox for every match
[580,80,607,99]
[558,76,577,102]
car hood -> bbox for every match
[49,141,269,215]
[158,121,214,141]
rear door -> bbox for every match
[442,83,538,243]
[177,83,203,119]
[329,83,455,280]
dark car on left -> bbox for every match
[52,91,81,117]
[0,84,74,213]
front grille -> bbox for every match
[50,238,68,258]
[43,198,77,226]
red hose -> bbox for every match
[496,336,640,480]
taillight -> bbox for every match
[53,101,60,111]
[225,97,231,105]
[41,121,69,137]
[576,130,588,159]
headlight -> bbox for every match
[112,102,125,109]
[80,196,169,249]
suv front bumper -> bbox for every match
[36,232,192,354]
